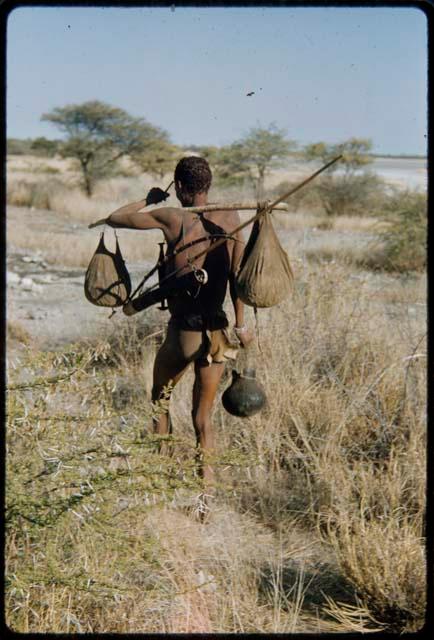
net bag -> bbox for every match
[84,232,131,307]
[235,212,294,308]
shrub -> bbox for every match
[375,190,427,272]
[7,138,33,155]
[30,137,61,157]
[313,172,385,218]
[7,178,67,210]
[272,178,322,213]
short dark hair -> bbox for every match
[174,156,212,195]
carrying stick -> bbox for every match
[133,155,342,298]
[181,202,289,213]
[175,155,343,266]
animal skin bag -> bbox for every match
[235,212,294,308]
[84,232,131,307]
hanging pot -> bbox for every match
[222,367,267,417]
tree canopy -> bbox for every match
[304,138,373,173]
[212,124,296,198]
[42,101,170,195]
[131,139,182,180]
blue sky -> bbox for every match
[6,5,427,155]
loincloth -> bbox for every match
[165,313,238,365]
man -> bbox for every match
[89,156,253,515]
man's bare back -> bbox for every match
[148,206,241,276]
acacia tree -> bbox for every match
[42,101,170,195]
[132,139,182,180]
[303,138,383,217]
[214,124,296,198]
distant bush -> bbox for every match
[364,190,427,273]
[7,138,34,155]
[300,138,388,218]
[7,178,66,210]
[34,165,61,174]
[313,172,386,217]
[272,178,322,212]
[30,137,61,157]
[273,172,386,220]
[7,137,61,157]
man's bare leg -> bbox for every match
[191,361,225,519]
[151,336,190,454]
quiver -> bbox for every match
[84,233,131,307]
[235,212,294,308]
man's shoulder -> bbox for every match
[210,208,240,226]
[151,206,182,223]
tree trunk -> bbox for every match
[84,173,93,197]
[256,168,265,201]
[80,159,93,197]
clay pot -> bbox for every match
[222,368,267,417]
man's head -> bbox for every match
[174,156,212,206]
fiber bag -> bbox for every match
[84,233,131,307]
[235,212,293,308]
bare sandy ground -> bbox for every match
[7,248,163,351]
[6,203,162,351]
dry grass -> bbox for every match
[6,154,427,632]
[6,256,426,633]
[273,208,379,233]
[7,320,31,344]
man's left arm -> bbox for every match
[229,227,254,347]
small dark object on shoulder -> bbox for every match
[145,187,170,206]
[222,368,267,417]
